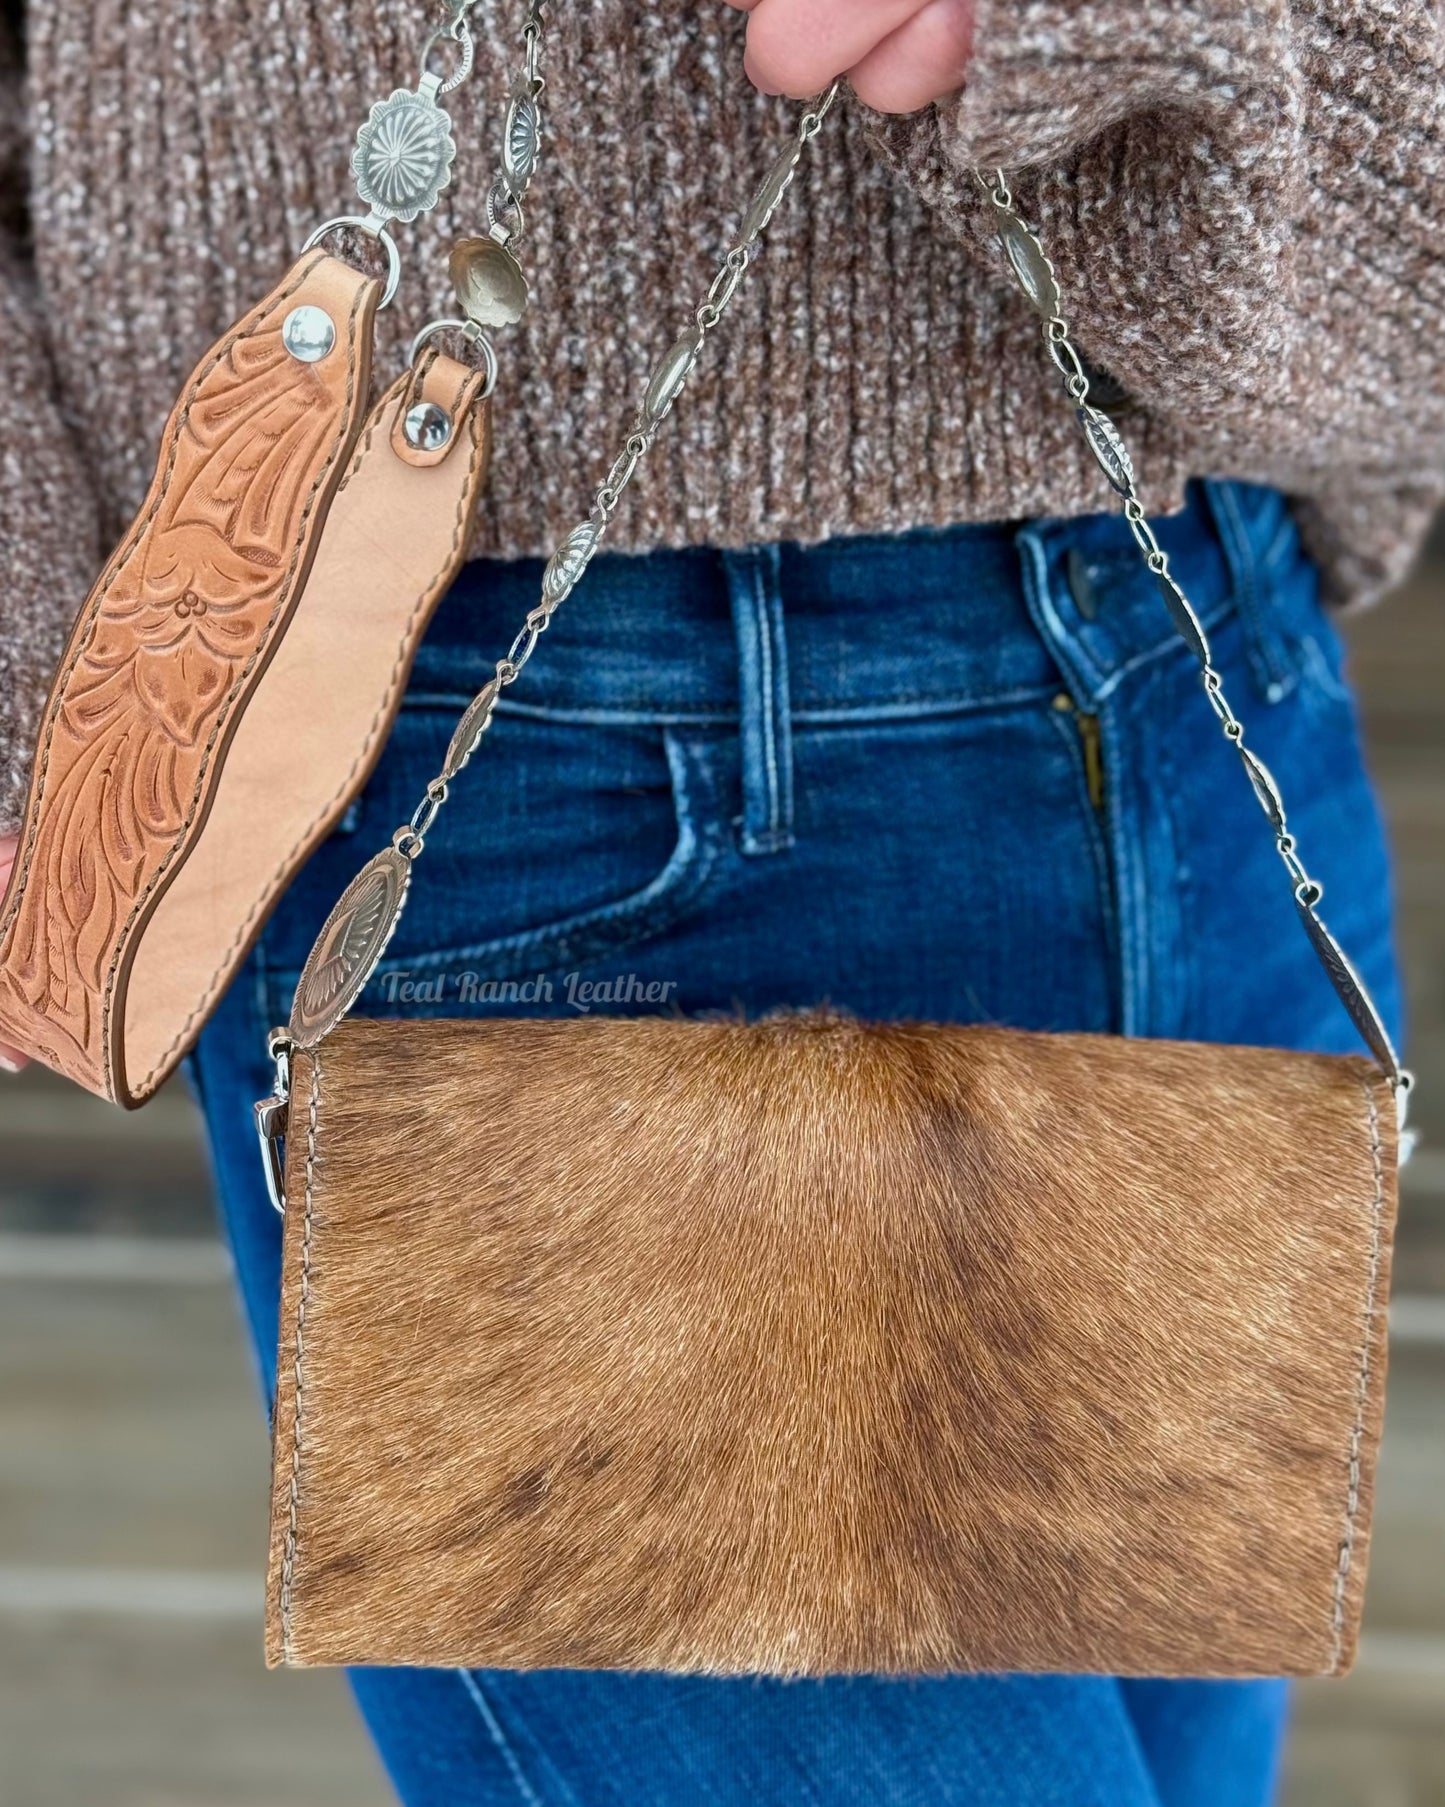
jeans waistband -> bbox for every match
[411,481,1312,724]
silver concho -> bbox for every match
[1239,747,1287,835]
[642,330,703,427]
[1077,406,1136,497]
[991,206,1060,320]
[741,142,801,246]
[352,87,458,224]
[502,90,542,191]
[289,847,412,1049]
[440,679,501,783]
[1155,572,1212,669]
[543,520,599,607]
[450,235,530,329]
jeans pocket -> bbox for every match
[259,710,729,1023]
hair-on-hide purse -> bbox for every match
[251,64,1413,1677]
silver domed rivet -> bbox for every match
[282,305,337,364]
[404,401,454,452]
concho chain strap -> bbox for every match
[254,98,1412,1213]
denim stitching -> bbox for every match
[744,551,794,853]
[1090,602,1231,705]
[1105,663,1169,1041]
[1016,523,1109,702]
[1148,664,1194,1038]
[1260,511,1299,575]
[755,561,782,841]
[455,1671,549,1807]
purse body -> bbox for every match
[268,1010,1396,1677]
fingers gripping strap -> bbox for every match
[0,253,382,1103]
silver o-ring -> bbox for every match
[408,318,499,398]
[302,215,402,311]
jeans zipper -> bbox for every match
[1053,694,1105,811]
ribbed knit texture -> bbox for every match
[1,0,1443,831]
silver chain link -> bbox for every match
[978,169,1411,1124]
[387,83,839,844]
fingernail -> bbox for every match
[0,1055,22,1075]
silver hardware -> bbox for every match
[302,215,403,310]
[272,87,840,1110]
[450,235,530,329]
[408,317,499,397]
[254,1029,293,1215]
[740,142,802,245]
[1155,572,1211,667]
[420,18,476,94]
[301,0,544,340]
[991,205,1060,320]
[289,846,413,1050]
[503,89,542,190]
[404,400,454,451]
[255,1095,289,1215]
[643,330,705,427]
[440,678,501,782]
[472,2,547,260]
[1077,406,1135,496]
[281,305,337,364]
[1240,748,1287,835]
[543,521,601,607]
[485,176,526,245]
[351,85,458,224]
[980,165,1413,1124]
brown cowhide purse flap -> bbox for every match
[267,1011,1397,1677]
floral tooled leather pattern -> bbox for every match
[0,253,379,1098]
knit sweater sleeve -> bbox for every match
[0,12,102,835]
[863,0,1445,605]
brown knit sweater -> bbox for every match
[2,0,1443,834]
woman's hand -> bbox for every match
[725,0,974,114]
[0,835,24,1073]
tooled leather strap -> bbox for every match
[116,353,494,1104]
[0,252,381,1103]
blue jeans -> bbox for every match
[191,480,1400,1807]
